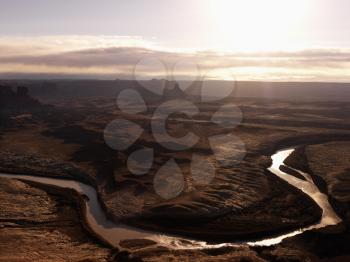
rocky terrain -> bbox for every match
[284,141,350,220]
[0,178,112,261]
[0,81,349,261]
[270,141,350,262]
[307,142,350,218]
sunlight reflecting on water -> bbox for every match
[0,148,342,249]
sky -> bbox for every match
[0,0,349,81]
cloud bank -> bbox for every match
[0,36,349,82]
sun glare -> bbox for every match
[207,0,309,51]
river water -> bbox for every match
[0,148,341,249]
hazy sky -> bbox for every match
[0,0,349,81]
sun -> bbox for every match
[206,0,309,51]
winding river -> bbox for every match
[0,148,342,250]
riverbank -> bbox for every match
[0,159,322,246]
[0,177,113,261]
[284,140,350,220]
[0,135,336,244]
[0,146,331,247]
[0,143,347,261]
[262,141,350,261]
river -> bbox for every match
[0,148,341,250]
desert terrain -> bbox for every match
[0,80,349,261]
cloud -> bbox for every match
[0,36,349,81]
[0,35,156,56]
